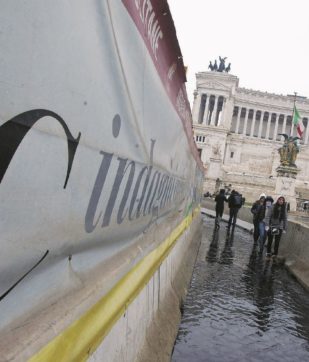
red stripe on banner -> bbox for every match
[122,0,203,170]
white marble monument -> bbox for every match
[192,60,309,204]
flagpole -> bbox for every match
[290,92,297,136]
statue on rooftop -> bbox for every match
[213,59,218,71]
[218,56,227,72]
[225,63,231,73]
[208,57,230,73]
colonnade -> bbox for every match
[193,93,226,127]
[232,106,309,144]
[192,92,309,144]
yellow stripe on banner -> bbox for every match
[29,207,200,362]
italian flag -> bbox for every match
[293,105,304,138]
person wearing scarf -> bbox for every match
[264,196,287,259]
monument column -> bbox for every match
[210,96,218,126]
[258,111,264,138]
[273,113,279,140]
[275,166,299,212]
[265,112,272,139]
[282,114,287,134]
[219,97,226,126]
[235,106,242,134]
[242,108,249,135]
[203,94,210,125]
[192,91,201,123]
[250,109,257,136]
[304,122,309,144]
[291,118,295,136]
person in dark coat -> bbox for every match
[214,189,227,228]
[265,196,287,259]
[251,193,266,244]
[227,190,242,230]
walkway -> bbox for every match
[200,207,252,231]
[172,214,309,362]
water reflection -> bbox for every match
[206,227,219,262]
[242,245,275,332]
[172,217,309,362]
[219,228,234,265]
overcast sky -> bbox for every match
[168,0,309,107]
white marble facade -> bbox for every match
[193,71,309,203]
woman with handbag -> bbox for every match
[265,196,287,259]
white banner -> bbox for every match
[0,0,203,334]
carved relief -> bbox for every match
[212,143,222,158]
[200,81,229,91]
[280,179,293,192]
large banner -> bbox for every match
[0,0,203,348]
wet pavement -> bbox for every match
[172,215,309,362]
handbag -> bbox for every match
[271,227,280,235]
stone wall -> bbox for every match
[280,222,309,290]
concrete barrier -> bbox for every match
[90,213,202,362]
[280,222,309,291]
[21,211,202,362]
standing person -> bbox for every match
[262,196,274,249]
[265,196,287,259]
[251,193,266,244]
[256,195,274,253]
[227,190,242,230]
[214,189,227,228]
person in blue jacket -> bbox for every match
[251,193,266,244]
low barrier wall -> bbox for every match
[94,213,202,362]
[24,211,202,362]
[280,222,309,291]
[202,199,309,290]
